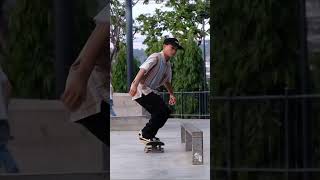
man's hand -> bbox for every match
[129,82,138,97]
[169,94,176,105]
[61,71,87,111]
[128,69,146,97]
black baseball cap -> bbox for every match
[163,38,183,50]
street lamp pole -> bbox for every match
[203,18,206,90]
[126,0,134,90]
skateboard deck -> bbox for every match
[144,141,165,153]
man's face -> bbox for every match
[163,44,178,57]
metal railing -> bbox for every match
[159,91,210,119]
[212,92,320,180]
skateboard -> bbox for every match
[144,141,165,153]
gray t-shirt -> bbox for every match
[69,4,110,122]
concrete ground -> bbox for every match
[110,118,210,180]
[0,172,108,180]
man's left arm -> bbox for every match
[164,82,173,96]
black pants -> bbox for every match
[0,120,10,143]
[76,101,109,146]
[135,92,171,139]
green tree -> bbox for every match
[110,0,140,62]
[112,43,140,92]
[0,0,6,53]
[172,32,205,116]
[4,0,55,98]
[2,0,96,99]
[110,0,126,62]
[136,0,209,91]
[173,32,205,92]
[136,0,210,54]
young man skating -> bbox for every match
[129,37,183,143]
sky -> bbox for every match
[117,0,210,49]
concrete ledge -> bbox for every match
[6,99,105,173]
[112,93,150,117]
[181,122,204,165]
[9,99,66,111]
[110,116,148,131]
[0,171,108,180]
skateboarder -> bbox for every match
[129,37,183,144]
[0,66,19,173]
[110,83,116,116]
[61,5,109,146]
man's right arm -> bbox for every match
[129,68,146,96]
[129,54,158,96]
[61,22,108,111]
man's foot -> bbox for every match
[138,130,160,144]
[138,130,151,144]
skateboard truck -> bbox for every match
[144,141,165,153]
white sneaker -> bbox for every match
[138,130,158,144]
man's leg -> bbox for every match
[0,121,18,173]
[110,99,116,116]
[0,144,19,173]
[75,101,109,146]
[135,93,170,139]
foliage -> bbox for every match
[3,0,55,98]
[110,0,141,62]
[110,0,126,62]
[172,31,206,92]
[112,43,140,92]
[169,32,207,116]
[212,0,300,179]
[2,0,96,98]
[136,0,210,55]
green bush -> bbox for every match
[112,43,140,93]
[2,0,96,99]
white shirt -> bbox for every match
[132,51,172,100]
[68,5,110,122]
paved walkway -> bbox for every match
[110,118,210,180]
